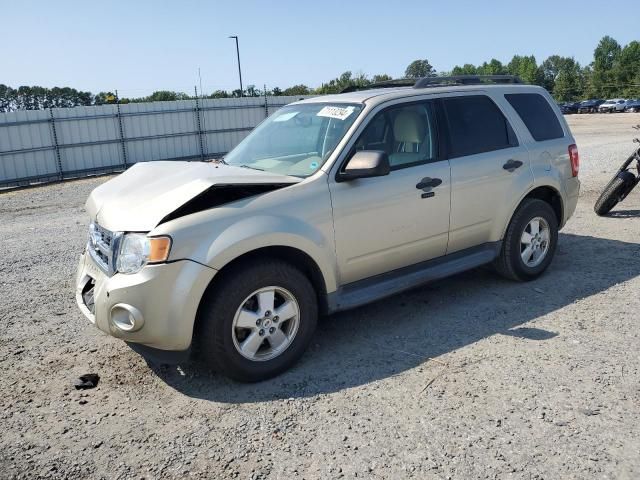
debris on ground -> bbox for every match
[73,373,100,390]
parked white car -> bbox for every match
[599,99,627,113]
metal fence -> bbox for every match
[0,95,310,188]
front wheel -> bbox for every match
[494,199,559,282]
[195,259,318,382]
[594,171,638,216]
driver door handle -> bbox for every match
[503,159,523,172]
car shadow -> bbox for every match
[607,209,640,218]
[144,232,640,403]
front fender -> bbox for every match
[204,215,338,293]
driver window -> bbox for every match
[355,102,437,170]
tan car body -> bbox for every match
[76,84,579,352]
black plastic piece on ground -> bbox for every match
[74,373,100,390]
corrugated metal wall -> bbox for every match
[0,95,310,188]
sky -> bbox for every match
[1,0,638,97]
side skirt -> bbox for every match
[326,241,502,314]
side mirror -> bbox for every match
[338,150,390,182]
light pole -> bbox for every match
[228,35,243,97]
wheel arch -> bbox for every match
[502,185,564,239]
[195,245,331,330]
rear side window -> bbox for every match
[505,93,564,141]
[442,95,517,158]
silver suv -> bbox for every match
[75,76,580,381]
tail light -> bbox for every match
[568,144,579,177]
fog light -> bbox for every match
[110,304,144,332]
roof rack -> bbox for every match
[339,75,523,93]
[340,79,414,94]
[413,75,522,88]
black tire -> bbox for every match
[594,171,637,216]
[494,199,558,282]
[195,259,318,382]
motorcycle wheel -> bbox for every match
[594,171,638,216]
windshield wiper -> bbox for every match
[206,156,228,165]
[239,164,264,171]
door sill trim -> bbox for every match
[327,241,502,313]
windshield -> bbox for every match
[224,103,363,177]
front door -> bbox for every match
[329,100,451,285]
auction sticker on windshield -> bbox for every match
[317,105,355,121]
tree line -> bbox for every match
[1,35,638,112]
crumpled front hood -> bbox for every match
[86,161,300,231]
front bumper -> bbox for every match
[75,251,216,351]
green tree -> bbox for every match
[315,71,368,94]
[539,56,584,100]
[208,90,230,99]
[552,58,583,101]
[404,59,436,78]
[0,84,15,112]
[245,85,260,97]
[590,35,622,98]
[541,55,564,92]
[145,90,190,102]
[451,64,478,75]
[614,41,640,97]
[93,91,118,105]
[372,74,393,83]
[477,59,506,75]
[507,55,543,85]
[594,35,621,71]
[282,84,312,96]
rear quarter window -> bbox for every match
[505,93,564,142]
[442,95,518,158]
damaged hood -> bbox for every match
[86,161,300,231]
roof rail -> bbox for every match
[413,75,522,88]
[339,75,523,94]
[340,79,414,94]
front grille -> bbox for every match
[87,223,119,275]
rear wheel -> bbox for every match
[594,171,637,216]
[494,199,558,282]
[196,259,318,382]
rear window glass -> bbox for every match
[505,93,564,141]
[442,95,517,158]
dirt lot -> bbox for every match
[1,113,639,480]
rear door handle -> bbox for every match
[503,159,523,172]
[416,177,442,190]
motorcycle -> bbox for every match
[594,125,640,216]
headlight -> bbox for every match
[116,234,172,275]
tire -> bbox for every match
[594,171,637,216]
[494,199,559,282]
[195,259,318,382]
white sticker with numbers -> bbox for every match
[316,105,355,121]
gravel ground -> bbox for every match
[1,113,639,480]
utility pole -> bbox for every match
[228,35,243,96]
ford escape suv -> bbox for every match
[75,75,580,381]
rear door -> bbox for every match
[441,93,533,253]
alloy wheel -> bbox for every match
[231,286,300,361]
[520,216,551,268]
